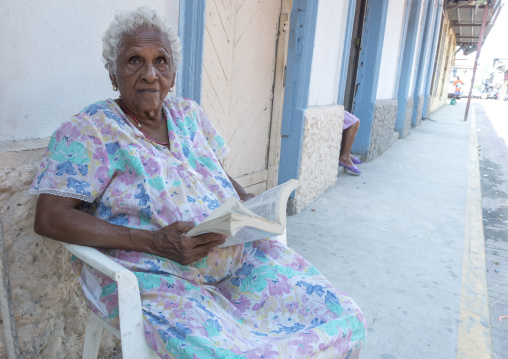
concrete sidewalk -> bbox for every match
[287,102,492,358]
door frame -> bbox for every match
[179,0,293,190]
[395,0,426,136]
[350,0,389,157]
[342,0,368,112]
[277,0,319,186]
[337,0,358,106]
[422,3,443,118]
[181,0,293,189]
[176,0,207,103]
[410,0,433,126]
[266,0,293,188]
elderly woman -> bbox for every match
[31,7,365,358]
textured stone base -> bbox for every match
[403,97,414,138]
[289,105,343,214]
[425,97,432,119]
[0,143,119,358]
[429,95,447,114]
[368,99,398,160]
[413,95,424,127]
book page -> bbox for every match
[186,180,299,246]
[186,197,265,237]
[227,202,264,218]
[242,184,285,222]
[218,227,280,248]
[243,180,299,224]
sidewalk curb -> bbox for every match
[457,106,494,358]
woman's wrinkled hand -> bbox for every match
[151,221,226,265]
[239,192,255,202]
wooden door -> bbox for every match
[344,0,368,112]
[201,0,290,194]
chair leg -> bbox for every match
[83,312,104,359]
[275,228,287,246]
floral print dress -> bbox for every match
[30,97,366,358]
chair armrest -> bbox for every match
[63,243,129,281]
[62,243,157,358]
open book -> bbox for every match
[186,179,300,247]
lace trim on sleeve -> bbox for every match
[29,189,95,203]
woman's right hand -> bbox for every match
[151,221,226,265]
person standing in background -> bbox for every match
[453,76,464,99]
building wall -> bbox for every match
[368,100,399,159]
[409,0,438,128]
[408,0,427,97]
[414,2,430,98]
[414,94,425,127]
[0,0,179,142]
[422,2,443,118]
[367,0,407,161]
[376,0,406,100]
[292,0,348,212]
[429,14,449,112]
[0,147,124,359]
[429,21,456,113]
[0,1,179,357]
[419,0,439,98]
[403,96,414,137]
[308,0,349,107]
[289,106,343,213]
[439,28,457,100]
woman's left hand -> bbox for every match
[239,192,255,202]
[223,167,255,202]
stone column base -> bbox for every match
[288,105,343,214]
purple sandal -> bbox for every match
[339,162,362,175]
[350,156,363,165]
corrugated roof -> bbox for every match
[446,0,503,53]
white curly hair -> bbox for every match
[102,7,182,75]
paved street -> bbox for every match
[475,99,508,358]
[288,100,504,358]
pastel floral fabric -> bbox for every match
[31,97,366,358]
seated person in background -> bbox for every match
[339,111,363,175]
[30,7,366,359]
[453,76,464,99]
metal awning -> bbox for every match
[446,0,503,54]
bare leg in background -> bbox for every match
[339,121,360,167]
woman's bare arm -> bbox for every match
[34,194,225,265]
[226,174,255,202]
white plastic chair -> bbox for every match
[64,230,287,359]
[64,242,160,359]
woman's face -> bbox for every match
[112,28,175,116]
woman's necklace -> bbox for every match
[120,101,170,146]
